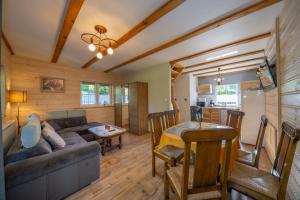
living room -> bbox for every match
[1,0,300,200]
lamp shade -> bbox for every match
[8,90,27,103]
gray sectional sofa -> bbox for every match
[4,110,102,200]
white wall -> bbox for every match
[125,63,171,113]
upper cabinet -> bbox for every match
[197,84,212,94]
[241,80,261,91]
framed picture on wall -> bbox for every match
[41,77,65,93]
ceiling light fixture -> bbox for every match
[81,25,117,59]
[214,68,224,85]
[206,51,238,61]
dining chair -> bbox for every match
[190,106,201,122]
[228,122,300,200]
[148,112,184,177]
[226,110,245,149]
[164,110,177,128]
[164,127,238,200]
[237,115,268,168]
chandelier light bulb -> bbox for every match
[107,47,114,55]
[96,52,103,59]
[88,43,96,52]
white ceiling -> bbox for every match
[3,0,284,75]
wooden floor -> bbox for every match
[66,132,272,200]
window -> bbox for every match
[123,85,129,104]
[81,82,96,105]
[98,83,112,105]
[216,84,239,106]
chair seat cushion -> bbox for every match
[237,149,256,165]
[228,162,279,199]
[167,165,222,200]
[154,145,184,161]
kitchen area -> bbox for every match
[174,70,267,146]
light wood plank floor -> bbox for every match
[66,132,272,200]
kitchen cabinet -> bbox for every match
[202,108,221,124]
[241,80,261,90]
[197,84,212,94]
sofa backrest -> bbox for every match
[45,109,86,120]
[45,110,87,131]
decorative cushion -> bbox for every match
[20,118,41,148]
[46,118,67,131]
[42,126,66,149]
[28,113,40,121]
[41,121,55,131]
[6,136,52,164]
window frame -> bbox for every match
[98,83,113,106]
[122,85,129,105]
[80,81,114,107]
[215,84,239,107]
[80,82,97,106]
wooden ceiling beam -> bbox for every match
[194,64,259,76]
[51,0,85,63]
[184,56,265,74]
[2,32,15,55]
[171,32,270,64]
[184,49,264,70]
[104,0,281,73]
[197,68,257,78]
[81,0,185,69]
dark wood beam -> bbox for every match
[197,68,257,78]
[2,32,15,55]
[194,64,259,76]
[184,49,264,70]
[82,0,185,69]
[171,32,270,64]
[51,0,85,63]
[104,0,281,72]
[184,56,265,74]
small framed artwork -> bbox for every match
[41,77,65,93]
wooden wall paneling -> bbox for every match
[275,0,300,198]
[8,56,123,125]
[82,0,185,69]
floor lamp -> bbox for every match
[8,90,27,134]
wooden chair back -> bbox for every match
[252,115,268,166]
[164,110,176,128]
[148,112,165,148]
[272,122,300,199]
[180,128,238,199]
[226,110,245,133]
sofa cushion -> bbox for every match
[60,132,87,146]
[42,126,66,149]
[65,116,87,128]
[57,125,91,135]
[21,118,41,148]
[46,118,68,131]
[6,137,52,164]
[41,121,55,131]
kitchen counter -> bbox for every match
[202,107,240,125]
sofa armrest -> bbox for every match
[5,141,100,188]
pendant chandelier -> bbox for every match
[214,68,224,85]
[81,25,117,59]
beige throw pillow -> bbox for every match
[42,126,66,149]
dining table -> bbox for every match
[158,121,239,171]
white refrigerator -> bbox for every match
[241,90,265,145]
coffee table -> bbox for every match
[88,124,126,155]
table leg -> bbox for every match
[102,138,107,156]
[119,135,122,149]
